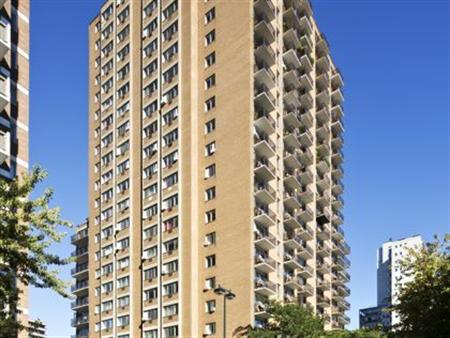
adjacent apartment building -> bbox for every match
[0,0,30,337]
[27,319,46,338]
[360,235,423,330]
[72,0,349,337]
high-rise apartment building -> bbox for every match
[0,0,30,337]
[72,0,349,336]
[27,319,46,338]
[360,235,423,330]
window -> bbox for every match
[102,96,113,110]
[143,18,158,37]
[205,7,215,24]
[117,179,129,193]
[117,83,130,99]
[101,151,113,167]
[117,237,130,250]
[101,225,113,238]
[117,6,129,23]
[102,4,113,21]
[164,326,178,337]
[144,183,158,199]
[117,198,129,212]
[144,330,158,338]
[117,44,130,61]
[102,77,113,93]
[163,1,178,20]
[204,277,216,290]
[101,207,113,221]
[164,238,178,253]
[163,85,178,103]
[205,52,215,67]
[143,121,158,139]
[117,101,130,117]
[144,308,158,321]
[144,39,158,57]
[117,64,130,80]
[205,30,215,46]
[205,209,216,223]
[116,140,129,156]
[117,121,130,137]
[205,164,216,178]
[144,266,158,280]
[102,23,113,40]
[205,255,216,268]
[163,64,178,83]
[117,159,130,175]
[205,96,216,111]
[101,281,113,293]
[143,59,158,78]
[205,119,216,134]
[144,225,158,239]
[144,100,158,118]
[118,295,129,308]
[205,74,216,89]
[144,79,158,97]
[205,232,216,246]
[163,107,178,126]
[117,315,129,327]
[163,194,178,210]
[163,129,178,147]
[163,216,178,232]
[101,188,113,202]
[163,281,178,296]
[102,263,113,275]
[163,260,178,274]
[205,300,216,313]
[101,319,113,330]
[144,287,158,301]
[163,151,178,168]
[101,170,113,184]
[162,172,178,189]
[102,114,113,130]
[143,141,158,158]
[117,276,130,288]
[117,256,129,269]
[163,43,178,63]
[163,21,178,41]
[143,162,158,179]
[117,25,130,42]
[102,59,113,76]
[143,245,158,259]
[205,186,216,201]
[205,323,216,336]
[164,304,178,317]
[205,141,216,156]
[144,0,157,17]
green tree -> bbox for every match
[391,235,450,337]
[234,301,325,338]
[0,166,72,336]
[325,328,386,338]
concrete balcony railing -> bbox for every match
[71,245,88,257]
[254,253,276,273]
[254,132,276,158]
[255,110,276,135]
[254,182,276,204]
[71,228,88,244]
[254,228,277,250]
[71,280,88,293]
[71,263,88,276]
[71,297,89,310]
[0,74,10,112]
[254,277,277,296]
[254,158,276,181]
[254,0,275,22]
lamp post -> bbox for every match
[214,285,236,338]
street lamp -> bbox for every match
[214,285,236,338]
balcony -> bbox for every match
[283,231,305,250]
[283,69,301,90]
[254,18,276,44]
[316,33,330,57]
[254,133,276,158]
[283,28,300,50]
[0,20,10,60]
[255,64,276,90]
[255,42,276,67]
[298,185,313,204]
[254,86,276,113]
[332,255,350,270]
[255,111,276,135]
[332,165,343,180]
[297,242,314,259]
[71,228,88,244]
[332,135,343,151]
[284,273,301,288]
[71,297,89,310]
[316,142,330,158]
[283,191,302,211]
[254,277,277,296]
[298,129,313,147]
[331,70,344,88]
[284,0,313,16]
[317,260,331,273]
[283,169,302,190]
[300,109,314,128]
[332,225,345,241]
[71,315,89,327]
[284,211,303,230]
[316,72,329,90]
[254,0,275,22]
[332,212,344,226]
[317,295,330,307]
[255,182,276,205]
[299,73,313,91]
[283,49,301,70]
[254,228,277,250]
[71,245,88,257]
[298,222,314,240]
[0,130,9,163]
[283,110,301,129]
[316,56,330,73]
[298,283,314,296]
[331,120,344,135]
[71,280,89,293]
[298,147,313,166]
[254,206,276,227]
[299,54,313,72]
[283,130,301,149]
[316,123,330,142]
[317,174,331,192]
[317,223,331,240]
[332,179,344,196]
[317,241,331,257]
[332,149,343,167]
[331,88,344,105]
[300,91,313,109]
[283,88,301,109]
[71,263,89,277]
[0,73,10,112]
[254,158,276,181]
[283,253,304,270]
[316,89,330,107]
[297,264,314,278]
[255,254,276,273]
[331,103,344,120]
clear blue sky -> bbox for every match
[29,0,449,336]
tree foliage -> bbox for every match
[391,234,450,337]
[0,166,72,334]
